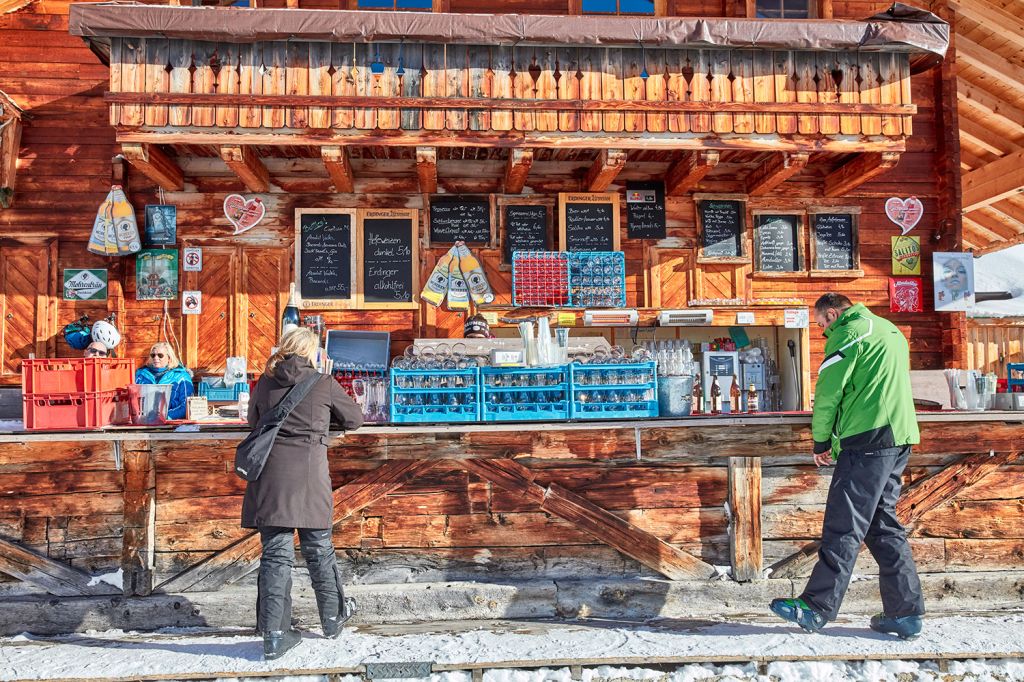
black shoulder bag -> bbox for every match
[234,374,322,482]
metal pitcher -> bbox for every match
[127,384,172,425]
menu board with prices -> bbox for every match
[503,203,550,265]
[626,181,667,240]
[359,208,418,308]
[294,209,356,308]
[754,213,802,273]
[429,197,492,245]
[697,196,747,261]
[559,192,620,252]
[811,210,860,273]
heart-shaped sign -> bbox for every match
[224,194,266,235]
[885,197,923,235]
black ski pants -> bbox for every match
[799,445,925,621]
[256,526,346,634]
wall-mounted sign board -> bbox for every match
[358,208,419,309]
[809,207,862,277]
[753,211,803,275]
[696,194,748,263]
[500,198,552,267]
[294,208,357,309]
[626,181,667,240]
[428,196,493,246]
[559,192,620,252]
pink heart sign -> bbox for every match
[224,194,266,235]
[885,197,923,235]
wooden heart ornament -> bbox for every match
[885,197,923,235]
[224,194,266,235]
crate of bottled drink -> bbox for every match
[389,367,481,423]
[481,365,570,422]
[569,361,659,420]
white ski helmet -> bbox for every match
[90,319,121,351]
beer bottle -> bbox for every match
[710,375,721,415]
[729,374,741,413]
[747,383,759,413]
[281,282,300,337]
[691,373,702,415]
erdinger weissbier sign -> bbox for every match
[358,208,419,309]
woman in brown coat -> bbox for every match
[242,327,364,660]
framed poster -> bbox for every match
[144,204,177,246]
[891,235,921,275]
[63,269,107,301]
[136,249,179,301]
[933,252,975,312]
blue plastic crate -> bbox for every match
[567,251,626,308]
[389,367,481,423]
[197,380,249,402]
[569,361,659,420]
[481,365,570,422]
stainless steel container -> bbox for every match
[658,375,694,417]
[127,384,172,425]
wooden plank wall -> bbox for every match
[966,320,1024,376]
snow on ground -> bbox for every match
[971,243,1024,318]
[2,614,1024,681]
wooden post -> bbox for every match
[728,456,762,582]
[121,442,156,597]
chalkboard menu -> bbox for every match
[360,209,417,306]
[698,199,745,259]
[503,204,549,264]
[294,209,355,307]
[626,181,667,240]
[559,192,620,252]
[429,198,491,244]
[755,214,801,272]
[812,212,857,271]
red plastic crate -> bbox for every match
[22,390,125,431]
[22,358,135,394]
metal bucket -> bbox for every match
[127,384,172,425]
[658,375,694,417]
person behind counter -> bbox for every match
[134,342,193,420]
[83,341,109,358]
[242,327,364,661]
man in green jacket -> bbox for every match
[770,293,925,640]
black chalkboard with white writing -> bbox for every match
[363,217,414,303]
[299,212,352,300]
[564,202,615,252]
[626,181,667,240]
[429,198,491,244]
[699,199,744,258]
[755,214,800,272]
[812,213,856,271]
[504,204,548,264]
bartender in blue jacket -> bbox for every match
[135,342,194,420]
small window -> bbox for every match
[582,0,656,15]
[756,0,811,18]
[357,0,432,9]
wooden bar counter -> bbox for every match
[1,413,1021,602]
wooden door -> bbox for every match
[0,243,53,382]
[241,247,288,375]
[184,246,237,376]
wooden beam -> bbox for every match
[158,460,438,593]
[958,115,1019,157]
[321,145,354,194]
[120,142,184,192]
[989,199,1024,225]
[949,0,1024,52]
[769,450,1020,579]
[823,152,900,197]
[0,536,119,597]
[219,144,269,193]
[744,152,809,195]
[972,208,1024,239]
[728,457,762,582]
[956,78,1024,130]
[665,151,719,196]
[121,444,156,597]
[972,229,1024,255]
[963,216,1005,245]
[957,36,1024,95]
[962,149,1024,212]
[503,148,534,194]
[416,146,437,194]
[584,148,627,192]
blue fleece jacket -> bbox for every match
[135,365,194,420]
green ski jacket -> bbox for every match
[812,303,920,456]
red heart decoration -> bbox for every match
[224,194,266,235]
[885,197,923,235]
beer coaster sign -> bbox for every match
[183,247,203,272]
[182,290,202,315]
[63,269,107,301]
[885,197,923,235]
[889,277,923,313]
[891,235,921,275]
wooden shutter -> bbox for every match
[183,246,236,376]
[0,243,53,381]
[241,247,288,375]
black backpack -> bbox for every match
[234,373,321,482]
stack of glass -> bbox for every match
[389,344,481,423]
[481,366,570,421]
[569,346,659,419]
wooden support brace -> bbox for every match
[745,152,809,196]
[322,145,355,194]
[957,36,1024,94]
[665,151,719,196]
[120,142,184,192]
[0,536,119,597]
[823,151,899,198]
[121,443,156,597]
[728,457,762,582]
[157,459,438,593]
[949,0,1024,52]
[503,148,534,194]
[769,449,1020,579]
[219,144,270,193]
[961,149,1024,213]
[584,148,627,192]
[416,146,437,194]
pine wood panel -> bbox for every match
[0,244,50,378]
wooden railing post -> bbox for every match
[728,456,763,582]
[121,442,156,597]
